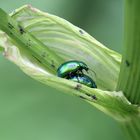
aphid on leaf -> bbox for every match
[18,25,25,34]
[8,23,14,29]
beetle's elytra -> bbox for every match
[57,60,97,88]
[69,74,97,88]
[57,60,88,78]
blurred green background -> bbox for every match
[0,0,125,140]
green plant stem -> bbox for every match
[117,0,140,139]
[117,0,140,105]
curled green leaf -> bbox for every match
[1,5,121,90]
[0,5,139,121]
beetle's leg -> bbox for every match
[89,69,97,80]
[77,70,83,75]
[81,70,85,76]
[67,72,74,79]
[76,76,80,82]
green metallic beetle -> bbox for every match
[69,74,97,88]
[57,60,88,78]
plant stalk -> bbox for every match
[117,0,140,139]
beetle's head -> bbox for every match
[79,62,89,71]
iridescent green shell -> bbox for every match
[69,74,97,88]
[57,60,88,78]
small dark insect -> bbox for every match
[8,23,14,29]
[51,60,55,68]
[85,93,97,100]
[91,95,97,100]
[74,84,82,90]
[79,29,84,34]
[85,93,91,97]
[19,25,25,34]
[32,55,42,63]
[125,60,130,67]
[79,96,86,99]
[51,64,55,68]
